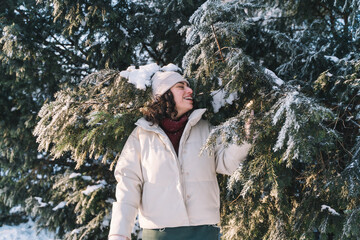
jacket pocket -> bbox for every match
[141,182,181,219]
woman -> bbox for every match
[108,71,251,240]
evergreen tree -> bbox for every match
[180,0,360,239]
[3,0,360,239]
[1,0,204,239]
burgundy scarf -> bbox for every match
[160,114,188,155]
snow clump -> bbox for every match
[211,89,238,113]
[52,201,67,211]
[321,205,340,216]
[120,63,182,90]
[82,180,107,196]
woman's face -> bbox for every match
[170,81,193,118]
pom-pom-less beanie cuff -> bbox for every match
[151,71,189,98]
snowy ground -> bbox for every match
[0,219,56,240]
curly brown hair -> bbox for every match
[140,90,178,125]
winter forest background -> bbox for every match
[1,0,360,239]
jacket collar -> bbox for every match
[135,108,206,134]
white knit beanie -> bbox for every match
[151,71,189,98]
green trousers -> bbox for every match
[142,225,220,240]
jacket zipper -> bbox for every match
[158,133,187,204]
[178,131,189,206]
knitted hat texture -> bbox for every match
[151,71,189,98]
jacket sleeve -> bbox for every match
[109,129,143,239]
[214,132,252,176]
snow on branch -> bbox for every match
[201,105,253,155]
[119,63,182,90]
[211,88,238,113]
[269,90,338,166]
[321,205,340,216]
[81,180,107,196]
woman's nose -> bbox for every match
[186,86,193,94]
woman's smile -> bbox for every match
[170,81,194,118]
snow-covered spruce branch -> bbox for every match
[33,70,148,169]
[268,90,338,167]
[201,106,254,155]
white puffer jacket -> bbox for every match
[109,109,251,239]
